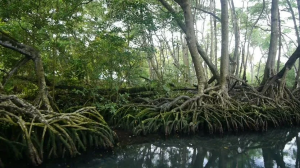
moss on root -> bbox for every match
[113,86,300,136]
[0,94,117,167]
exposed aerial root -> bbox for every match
[0,94,116,166]
[114,84,300,136]
[33,90,53,111]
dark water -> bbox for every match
[46,128,300,168]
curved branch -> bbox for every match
[0,31,38,59]
[3,57,31,86]
[193,6,221,22]
[251,0,265,31]
[261,46,300,94]
[277,46,300,78]
[286,0,300,44]
[0,31,52,110]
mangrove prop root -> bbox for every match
[114,85,300,136]
[0,94,116,166]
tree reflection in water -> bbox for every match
[74,129,300,168]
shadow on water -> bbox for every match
[43,128,300,168]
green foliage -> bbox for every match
[107,0,157,31]
[248,2,266,16]
[3,79,38,99]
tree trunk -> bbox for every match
[143,32,162,81]
[147,59,155,80]
[181,33,190,84]
[261,0,279,85]
[0,31,52,111]
[220,0,229,90]
[240,2,248,79]
[256,51,264,84]
[277,8,282,73]
[250,48,255,83]
[213,0,218,70]
[287,0,300,44]
[174,0,206,93]
[242,44,248,81]
[294,0,300,89]
[158,0,220,85]
[210,0,215,79]
[229,0,240,77]
[205,33,209,78]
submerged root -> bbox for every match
[0,94,116,166]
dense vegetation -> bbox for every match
[0,0,300,167]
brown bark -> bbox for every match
[174,0,206,93]
[181,33,190,83]
[297,0,300,37]
[261,0,279,85]
[209,0,215,80]
[277,8,282,73]
[0,31,52,111]
[239,2,248,79]
[250,48,255,83]
[220,0,229,90]
[277,46,300,79]
[213,0,218,70]
[294,0,300,89]
[229,0,240,77]
[261,46,300,94]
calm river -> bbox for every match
[43,128,300,168]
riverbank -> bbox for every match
[1,86,300,168]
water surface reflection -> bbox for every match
[59,129,300,168]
